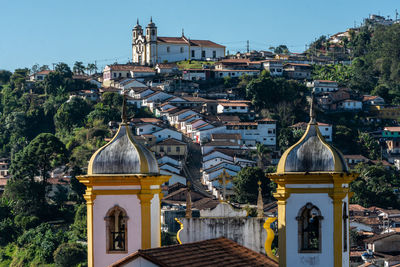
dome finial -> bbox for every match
[150,16,152,23]
[122,91,127,123]
[137,18,139,25]
[309,91,316,124]
[182,28,184,37]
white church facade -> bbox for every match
[132,18,225,65]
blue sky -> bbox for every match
[1,0,399,71]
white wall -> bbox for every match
[179,217,267,254]
[285,193,334,267]
[151,193,160,248]
[122,256,159,267]
[93,194,142,267]
[153,129,182,142]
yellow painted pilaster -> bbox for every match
[84,187,96,267]
[332,196,343,267]
[138,187,154,249]
[273,184,290,267]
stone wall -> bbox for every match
[178,217,268,254]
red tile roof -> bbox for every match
[110,237,278,267]
[190,39,225,48]
[156,37,225,48]
[156,138,186,146]
[218,102,249,107]
[384,127,400,132]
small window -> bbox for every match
[148,138,152,141]
[213,51,216,58]
[297,203,323,253]
[176,146,180,152]
[105,206,128,253]
[180,47,184,53]
[167,147,171,152]
[119,73,122,77]
[202,51,206,58]
[113,73,116,78]
[167,47,170,53]
[140,129,143,132]
[191,50,195,57]
[160,146,164,152]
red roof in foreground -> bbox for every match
[110,237,278,267]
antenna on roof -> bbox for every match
[122,91,127,123]
[309,91,316,124]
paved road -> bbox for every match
[183,136,213,197]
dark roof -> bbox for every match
[110,237,278,267]
[156,138,186,146]
[364,232,400,243]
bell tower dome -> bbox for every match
[268,95,357,267]
[78,96,170,267]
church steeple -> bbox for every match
[78,99,171,267]
[267,96,357,267]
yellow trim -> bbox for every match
[84,188,96,267]
[138,191,154,249]
[277,199,286,267]
[264,217,278,262]
[276,122,347,174]
[77,174,171,187]
[175,218,183,244]
[269,172,357,185]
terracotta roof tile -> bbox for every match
[110,237,278,267]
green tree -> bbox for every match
[233,167,274,204]
[351,163,400,209]
[73,61,85,75]
[357,132,380,160]
[252,143,272,168]
[55,62,72,78]
[54,97,92,132]
[86,63,97,75]
[53,243,87,267]
[0,70,12,85]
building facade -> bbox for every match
[132,18,225,65]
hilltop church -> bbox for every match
[132,18,225,65]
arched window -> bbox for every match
[343,202,348,252]
[296,203,323,253]
[105,206,128,253]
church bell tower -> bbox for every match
[268,97,357,267]
[78,97,170,267]
[145,17,157,65]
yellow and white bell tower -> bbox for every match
[78,100,170,267]
[268,100,357,267]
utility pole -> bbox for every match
[246,40,249,53]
